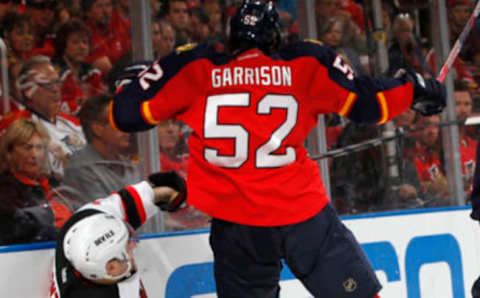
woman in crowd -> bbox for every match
[152,18,176,60]
[0,118,72,245]
[52,19,104,115]
[318,16,367,75]
[2,12,34,65]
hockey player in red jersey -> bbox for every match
[110,1,446,297]
[49,171,186,298]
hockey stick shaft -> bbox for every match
[437,0,480,83]
[310,116,480,161]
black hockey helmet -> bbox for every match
[229,0,281,54]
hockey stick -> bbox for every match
[310,115,480,161]
[437,0,480,83]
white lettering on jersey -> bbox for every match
[211,66,292,88]
[204,93,298,168]
[333,55,354,80]
[139,63,164,90]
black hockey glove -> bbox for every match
[148,171,187,212]
[396,69,446,116]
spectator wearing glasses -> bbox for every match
[25,0,58,58]
[0,55,86,178]
[0,118,72,245]
[53,19,105,115]
[1,12,34,65]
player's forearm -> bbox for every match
[109,88,155,133]
[343,76,414,125]
[79,181,159,229]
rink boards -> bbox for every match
[0,206,478,298]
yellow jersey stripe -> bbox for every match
[141,101,161,125]
[338,92,357,116]
[376,92,389,124]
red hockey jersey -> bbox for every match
[111,41,414,226]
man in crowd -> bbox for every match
[64,95,139,208]
[454,81,477,196]
[25,0,57,57]
[163,0,191,46]
[109,1,446,297]
[82,0,129,75]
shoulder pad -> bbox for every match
[303,39,324,46]
[175,43,198,54]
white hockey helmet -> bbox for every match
[63,213,136,282]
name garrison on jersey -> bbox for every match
[211,66,292,88]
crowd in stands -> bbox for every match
[0,0,479,244]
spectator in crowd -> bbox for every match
[158,120,188,177]
[110,0,131,55]
[150,0,162,19]
[388,12,432,77]
[315,0,367,54]
[0,118,72,245]
[82,0,129,76]
[56,0,83,23]
[386,109,426,210]
[0,55,86,178]
[63,95,140,208]
[157,119,210,230]
[392,108,419,161]
[426,0,477,87]
[318,16,367,75]
[454,81,477,196]
[53,19,104,115]
[203,0,224,39]
[152,18,176,60]
[448,0,471,43]
[189,6,212,43]
[25,0,57,58]
[163,0,191,46]
[413,114,450,205]
[426,46,477,88]
[2,12,34,65]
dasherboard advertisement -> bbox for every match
[0,207,478,298]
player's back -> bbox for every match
[111,40,400,226]
[173,42,344,226]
